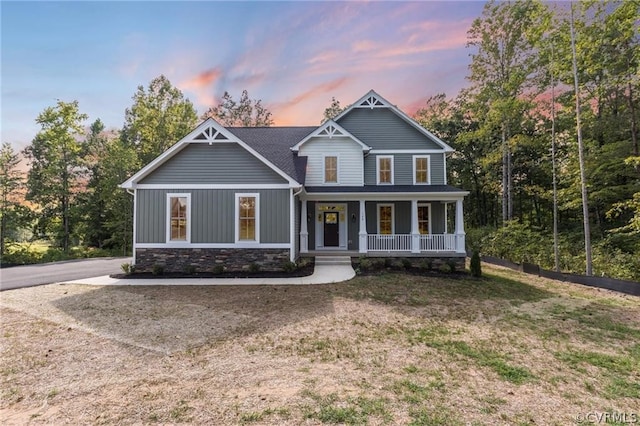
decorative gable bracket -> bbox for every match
[318,124,344,139]
[357,94,387,109]
[193,125,229,143]
[290,120,371,152]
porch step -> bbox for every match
[314,256,353,266]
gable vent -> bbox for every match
[193,126,229,142]
[318,124,344,139]
[358,95,385,109]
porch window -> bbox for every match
[324,155,338,183]
[167,193,190,243]
[236,193,260,243]
[418,204,431,234]
[377,156,394,184]
[413,156,430,184]
[378,204,394,234]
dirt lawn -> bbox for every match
[1,264,639,425]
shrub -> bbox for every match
[470,251,481,277]
[401,258,413,269]
[152,264,165,276]
[438,263,452,274]
[384,258,393,268]
[212,264,225,275]
[121,263,134,275]
[184,265,197,275]
[419,259,433,271]
[281,261,297,273]
[359,258,372,270]
[248,263,261,273]
[447,260,457,273]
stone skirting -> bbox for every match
[135,248,291,273]
[354,255,466,271]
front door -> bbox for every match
[323,212,339,247]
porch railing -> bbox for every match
[367,234,412,252]
[420,234,457,251]
[366,234,458,252]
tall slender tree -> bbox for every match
[24,100,87,252]
[0,143,23,256]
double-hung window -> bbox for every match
[417,204,431,234]
[377,204,394,235]
[236,193,260,243]
[167,193,191,243]
[377,156,394,185]
[324,155,338,183]
[413,155,430,184]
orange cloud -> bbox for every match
[180,67,223,91]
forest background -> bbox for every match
[1,1,638,281]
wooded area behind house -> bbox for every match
[1,1,638,280]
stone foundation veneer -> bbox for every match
[135,248,290,273]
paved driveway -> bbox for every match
[0,257,131,291]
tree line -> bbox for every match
[1,0,638,280]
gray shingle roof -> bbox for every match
[227,127,315,184]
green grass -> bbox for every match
[302,392,390,424]
[239,407,290,424]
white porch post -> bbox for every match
[411,199,420,253]
[455,198,466,253]
[300,199,308,253]
[359,199,367,253]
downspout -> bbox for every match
[126,188,136,266]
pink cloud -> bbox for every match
[180,67,223,91]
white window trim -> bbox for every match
[413,155,431,185]
[377,203,395,234]
[166,193,191,244]
[323,154,339,184]
[235,193,260,244]
[417,203,432,235]
[376,155,394,185]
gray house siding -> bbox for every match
[347,201,359,250]
[136,188,290,244]
[337,108,443,150]
[362,201,444,235]
[294,197,300,257]
[139,143,287,185]
[364,153,445,186]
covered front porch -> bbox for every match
[298,190,467,256]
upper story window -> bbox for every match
[377,155,394,185]
[167,193,191,243]
[236,193,260,243]
[324,155,338,183]
[413,155,431,184]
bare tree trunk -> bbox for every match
[571,7,593,276]
[551,43,560,272]
[502,124,508,223]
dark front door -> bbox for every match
[323,212,339,247]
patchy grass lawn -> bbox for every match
[1,264,638,425]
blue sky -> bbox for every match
[2,1,487,153]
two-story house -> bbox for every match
[121,90,469,272]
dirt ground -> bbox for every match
[1,264,639,425]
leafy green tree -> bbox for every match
[321,97,347,123]
[467,0,550,222]
[122,75,198,165]
[0,142,24,256]
[202,90,274,127]
[23,100,88,252]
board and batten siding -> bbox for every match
[136,189,290,244]
[297,137,364,186]
[337,108,443,150]
[364,153,445,185]
[139,143,287,185]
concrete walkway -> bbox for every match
[61,262,356,286]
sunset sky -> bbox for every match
[2,1,488,152]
